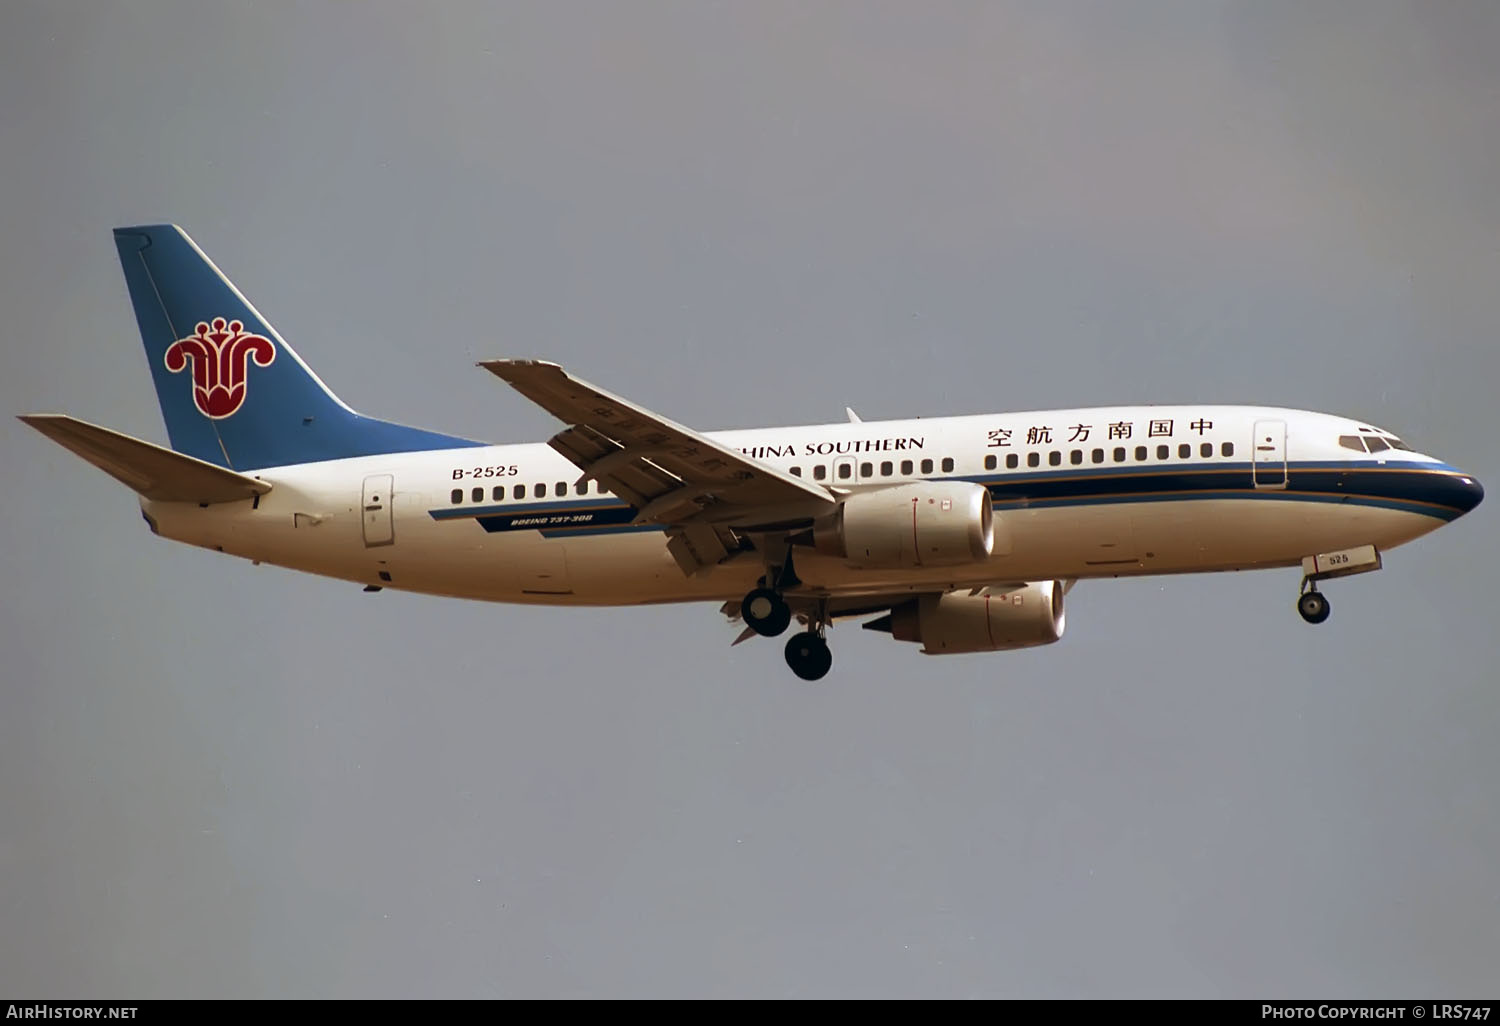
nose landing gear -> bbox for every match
[1297,584,1331,624]
[1295,544,1381,626]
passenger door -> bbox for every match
[361,473,395,546]
[1251,420,1287,489]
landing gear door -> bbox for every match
[362,473,394,547]
[1252,420,1287,489]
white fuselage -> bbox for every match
[139,405,1474,606]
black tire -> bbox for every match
[742,587,792,637]
[784,631,833,681]
[1297,591,1331,625]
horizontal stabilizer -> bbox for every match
[19,414,272,504]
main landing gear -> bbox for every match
[736,550,836,681]
[742,591,834,681]
[784,594,834,681]
[739,546,800,638]
[784,630,833,681]
[740,588,834,681]
[741,586,792,637]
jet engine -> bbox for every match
[867,581,1066,654]
[813,480,993,568]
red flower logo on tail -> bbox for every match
[164,317,276,419]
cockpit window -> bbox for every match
[1341,432,1414,454]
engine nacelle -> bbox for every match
[814,480,994,568]
[884,582,1066,654]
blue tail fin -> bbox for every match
[113,225,483,470]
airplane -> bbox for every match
[21,225,1484,680]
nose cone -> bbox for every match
[1437,469,1484,517]
[1457,473,1484,515]
[1417,467,1483,518]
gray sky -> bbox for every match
[2,1,1497,999]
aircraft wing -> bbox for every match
[480,360,838,575]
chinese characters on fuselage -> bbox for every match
[988,418,1215,447]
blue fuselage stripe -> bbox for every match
[427,461,1472,534]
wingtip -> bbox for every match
[477,358,564,375]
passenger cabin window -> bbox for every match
[554,482,566,496]
[984,455,997,471]
[575,482,589,495]
[860,462,873,478]
[533,483,545,498]
[881,460,894,476]
[1200,443,1212,458]
[1006,453,1019,469]
[1049,451,1062,466]
[1135,446,1147,461]
[1091,448,1104,464]
[493,486,505,501]
[1070,449,1083,465]
[838,463,852,480]
[1157,444,1169,460]
[921,459,934,474]
[451,489,463,504]
[1221,442,1234,457]
[1028,452,1041,468]
[941,457,955,473]
[1178,444,1191,459]
[790,466,802,477]
[901,459,913,475]
[472,487,483,503]
[1114,447,1127,462]
[513,483,525,500]
[813,465,827,480]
